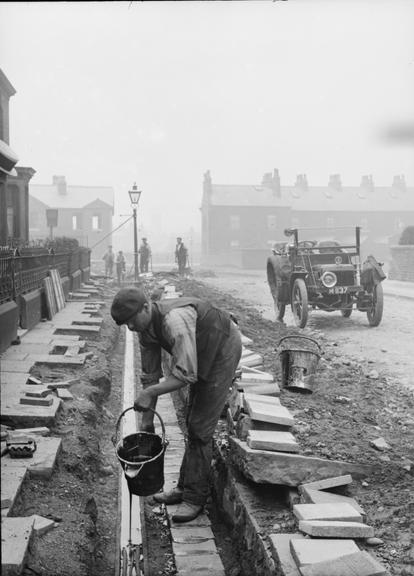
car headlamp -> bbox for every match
[321,271,337,288]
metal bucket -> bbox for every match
[114,407,168,496]
[277,335,322,393]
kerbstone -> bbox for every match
[174,553,225,575]
[293,503,362,523]
[230,438,373,486]
[290,538,359,566]
[301,487,365,515]
[173,539,217,556]
[171,526,215,544]
[247,430,299,453]
[268,533,305,576]
[299,520,374,538]
[299,550,388,576]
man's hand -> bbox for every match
[134,388,154,412]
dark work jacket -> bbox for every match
[140,297,231,383]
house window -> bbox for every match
[92,214,102,231]
[230,240,239,248]
[327,217,335,228]
[230,215,240,230]
[72,215,79,230]
[267,215,277,230]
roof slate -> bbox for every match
[210,184,414,212]
[30,184,114,211]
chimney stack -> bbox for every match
[53,175,67,196]
[295,173,308,191]
[203,170,212,197]
[328,174,342,191]
[360,174,374,192]
[392,174,406,191]
[272,168,281,197]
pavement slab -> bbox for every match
[1,467,28,511]
[229,438,373,486]
[299,474,353,492]
[293,503,362,523]
[300,487,365,515]
[1,516,34,576]
[2,436,62,479]
[247,430,299,452]
[237,381,281,396]
[299,550,388,576]
[243,393,281,405]
[268,533,305,576]
[298,520,374,538]
[174,553,225,575]
[290,538,359,567]
[244,399,295,427]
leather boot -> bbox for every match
[153,487,183,505]
[171,501,203,523]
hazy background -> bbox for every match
[1,0,413,247]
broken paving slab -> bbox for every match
[1,467,28,511]
[31,514,57,536]
[299,550,388,576]
[298,520,374,538]
[300,487,365,516]
[56,388,74,400]
[290,538,359,567]
[299,474,353,492]
[1,516,34,576]
[3,436,62,479]
[244,399,295,427]
[268,533,305,576]
[293,503,362,523]
[229,437,373,486]
[247,430,299,453]
[241,370,275,383]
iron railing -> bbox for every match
[0,246,91,305]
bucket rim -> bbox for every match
[115,434,167,468]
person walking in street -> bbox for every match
[115,250,126,285]
[103,246,114,278]
[139,237,151,273]
[175,237,188,276]
[110,287,242,523]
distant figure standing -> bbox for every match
[116,250,126,285]
[103,246,114,278]
[139,238,151,273]
[175,237,188,276]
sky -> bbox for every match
[1,0,413,245]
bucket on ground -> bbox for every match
[277,335,322,393]
[113,407,168,496]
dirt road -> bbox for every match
[203,272,414,391]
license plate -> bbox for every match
[328,286,348,294]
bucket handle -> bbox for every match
[277,335,322,352]
[112,407,166,447]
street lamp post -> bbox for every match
[128,183,142,283]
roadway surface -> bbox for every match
[202,271,414,392]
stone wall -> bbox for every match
[0,301,19,354]
[389,245,414,282]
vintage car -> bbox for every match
[266,227,386,328]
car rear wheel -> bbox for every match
[291,278,308,328]
[367,283,384,327]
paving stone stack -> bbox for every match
[226,337,389,576]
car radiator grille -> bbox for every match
[335,270,355,286]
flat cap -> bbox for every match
[110,287,147,325]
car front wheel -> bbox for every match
[291,278,308,328]
[367,283,384,327]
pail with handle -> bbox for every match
[277,335,322,393]
[113,407,168,496]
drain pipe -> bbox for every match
[117,327,142,573]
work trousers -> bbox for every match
[177,321,242,505]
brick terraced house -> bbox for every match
[201,169,414,269]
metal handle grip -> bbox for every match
[277,335,322,352]
[112,407,166,446]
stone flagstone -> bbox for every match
[244,398,294,427]
[268,533,305,576]
[241,370,274,383]
[1,467,28,511]
[290,538,359,567]
[298,520,374,538]
[1,516,34,575]
[229,438,373,486]
[3,436,62,479]
[300,486,365,516]
[299,474,353,492]
[243,393,281,406]
[299,550,388,576]
[239,353,263,368]
[293,503,362,523]
[247,430,299,453]
[237,381,281,396]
